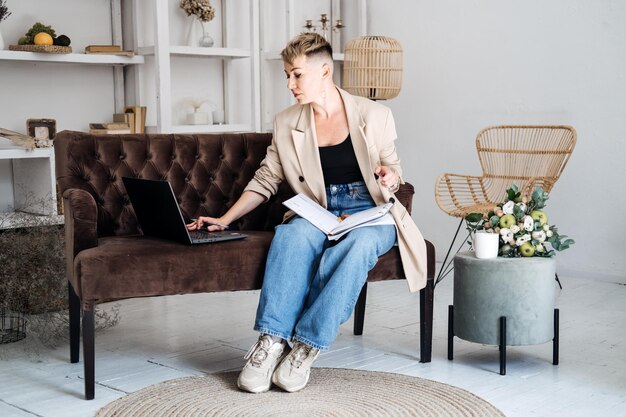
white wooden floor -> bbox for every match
[1,270,625,417]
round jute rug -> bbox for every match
[96,368,505,417]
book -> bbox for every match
[282,193,395,241]
[124,106,147,134]
[85,50,135,57]
[85,45,122,52]
[89,122,130,130]
[89,128,132,135]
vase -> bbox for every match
[198,21,214,47]
[473,232,499,259]
[0,27,5,50]
[186,18,201,47]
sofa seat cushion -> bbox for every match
[74,231,274,307]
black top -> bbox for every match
[318,135,364,186]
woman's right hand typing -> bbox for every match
[186,216,229,232]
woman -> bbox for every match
[188,32,427,393]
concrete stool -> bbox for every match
[448,251,559,375]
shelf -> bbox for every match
[138,46,250,59]
[0,50,144,65]
[262,51,344,62]
[0,147,54,160]
[146,124,252,134]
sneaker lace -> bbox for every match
[244,337,272,368]
[289,344,313,368]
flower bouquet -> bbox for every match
[179,0,215,22]
[465,185,574,257]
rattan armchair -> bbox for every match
[434,125,576,284]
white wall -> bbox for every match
[367,0,626,281]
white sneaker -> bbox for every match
[237,335,288,393]
[272,341,320,393]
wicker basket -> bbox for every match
[343,36,403,100]
[9,44,72,54]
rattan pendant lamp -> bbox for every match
[343,36,403,100]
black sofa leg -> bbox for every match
[69,283,80,364]
[353,283,368,335]
[419,278,434,363]
[83,309,95,400]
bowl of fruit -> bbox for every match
[9,22,71,53]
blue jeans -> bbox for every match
[254,181,397,350]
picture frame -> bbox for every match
[26,118,56,144]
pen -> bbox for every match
[191,219,229,229]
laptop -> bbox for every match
[122,177,246,245]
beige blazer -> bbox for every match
[244,88,427,292]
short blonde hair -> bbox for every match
[280,32,333,65]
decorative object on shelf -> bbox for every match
[9,44,72,53]
[0,0,11,50]
[212,109,225,125]
[180,0,216,47]
[0,127,35,150]
[465,184,574,258]
[304,13,344,52]
[12,21,72,53]
[185,99,212,125]
[26,118,56,147]
[343,36,403,100]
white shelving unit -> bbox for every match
[0,148,63,229]
[0,0,143,228]
[137,0,261,134]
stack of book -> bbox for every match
[88,106,146,135]
[89,122,131,135]
[85,45,135,57]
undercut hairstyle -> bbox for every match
[281,32,333,65]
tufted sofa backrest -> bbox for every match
[55,131,293,237]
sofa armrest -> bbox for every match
[63,188,99,258]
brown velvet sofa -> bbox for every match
[54,130,435,400]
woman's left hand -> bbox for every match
[375,165,399,191]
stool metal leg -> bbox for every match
[499,316,506,375]
[436,219,467,286]
[448,305,454,360]
[553,308,560,365]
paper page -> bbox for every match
[282,194,340,234]
[328,213,396,241]
[329,202,393,235]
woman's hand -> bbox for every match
[186,216,229,232]
[375,166,400,192]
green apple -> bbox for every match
[530,210,548,226]
[499,214,516,229]
[519,242,536,257]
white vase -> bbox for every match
[186,18,202,47]
[198,22,214,47]
[0,27,5,50]
[473,232,500,259]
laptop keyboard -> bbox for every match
[189,230,225,240]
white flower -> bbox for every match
[546,230,553,238]
[543,224,550,231]
[536,244,545,253]
[502,201,515,215]
[523,215,534,231]
[500,228,513,242]
[510,224,520,234]
[518,202,527,212]
[532,230,546,242]
[516,234,531,246]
